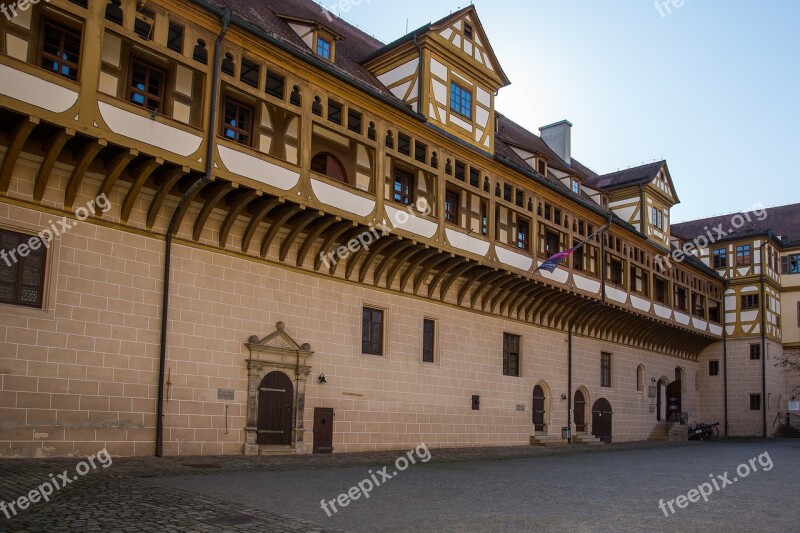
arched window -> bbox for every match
[221,53,235,76]
[193,39,208,64]
[312,96,323,117]
[675,367,684,382]
[637,364,645,392]
[311,153,347,183]
[105,0,123,25]
[290,86,302,107]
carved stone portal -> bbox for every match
[244,322,314,455]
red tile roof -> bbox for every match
[671,203,800,245]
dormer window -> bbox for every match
[450,82,472,120]
[316,36,332,59]
[572,180,580,194]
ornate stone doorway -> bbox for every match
[244,322,314,455]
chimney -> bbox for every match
[539,120,572,165]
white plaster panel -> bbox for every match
[99,101,202,156]
[0,64,79,113]
[311,179,375,217]
[218,145,300,190]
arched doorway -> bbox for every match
[532,384,547,432]
[657,378,668,422]
[257,371,294,445]
[591,398,613,443]
[574,389,587,432]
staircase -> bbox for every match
[530,434,566,446]
[258,445,296,456]
[573,432,604,445]
[775,424,800,438]
[648,423,669,441]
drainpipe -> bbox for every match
[759,230,773,438]
[567,321,573,443]
[722,281,729,437]
[156,7,232,457]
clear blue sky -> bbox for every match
[313,0,800,222]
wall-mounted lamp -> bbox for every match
[560,393,567,400]
[318,373,327,384]
[651,378,657,383]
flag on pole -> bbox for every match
[535,225,607,273]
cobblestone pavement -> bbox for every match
[0,440,773,532]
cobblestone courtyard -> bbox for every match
[1,440,798,532]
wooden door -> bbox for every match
[657,381,665,421]
[313,408,334,454]
[666,380,682,423]
[257,371,293,446]
[574,390,586,432]
[532,385,546,432]
[591,398,613,443]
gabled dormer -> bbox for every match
[363,7,510,152]
[591,161,679,246]
[276,14,342,62]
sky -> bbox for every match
[313,0,800,222]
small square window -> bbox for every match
[362,307,384,356]
[317,36,332,59]
[750,394,761,411]
[450,82,472,120]
[709,360,719,376]
[240,58,260,88]
[749,344,761,360]
[265,70,285,99]
[397,133,411,156]
[0,228,47,308]
[469,168,480,188]
[134,8,155,40]
[393,168,414,206]
[221,97,254,147]
[455,161,466,181]
[348,109,363,134]
[167,23,184,53]
[328,100,342,125]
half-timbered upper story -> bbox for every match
[0,0,728,359]
[672,203,800,344]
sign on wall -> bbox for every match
[788,401,800,412]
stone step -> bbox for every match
[258,446,296,456]
[530,435,567,446]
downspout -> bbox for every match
[722,281,729,437]
[156,7,232,457]
[759,230,773,438]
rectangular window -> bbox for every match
[450,82,472,119]
[316,36,332,59]
[134,8,155,40]
[713,248,727,269]
[741,294,759,310]
[515,190,524,208]
[414,141,427,163]
[328,100,342,125]
[40,22,82,81]
[167,22,184,53]
[362,307,384,356]
[537,160,546,175]
[504,184,513,202]
[397,133,411,156]
[393,168,414,206]
[610,258,622,285]
[128,59,167,113]
[422,318,436,363]
[480,200,488,236]
[516,217,530,251]
[265,70,285,99]
[654,277,668,304]
[657,210,664,230]
[709,360,720,376]
[464,23,473,40]
[221,96,254,146]
[675,286,688,311]
[749,344,761,360]
[601,352,612,388]
[455,161,466,181]
[572,180,580,194]
[545,230,560,257]
[708,300,720,323]
[348,109,363,134]
[469,168,480,188]
[782,254,800,274]
[0,229,47,308]
[736,244,752,266]
[240,57,260,88]
[750,394,761,411]
[444,189,459,225]
[503,333,520,377]
[573,245,584,272]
